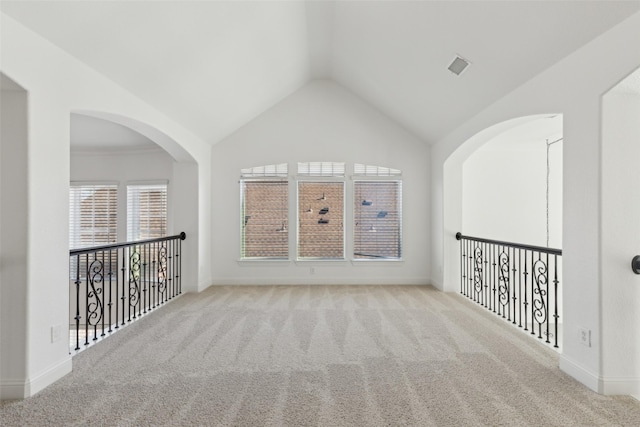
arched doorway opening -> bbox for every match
[443,114,564,349]
[69,111,199,293]
[67,112,200,351]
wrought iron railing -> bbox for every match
[69,232,186,352]
[455,232,562,349]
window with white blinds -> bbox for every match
[241,180,289,259]
[127,184,167,241]
[354,181,402,259]
[69,184,118,249]
[298,181,344,259]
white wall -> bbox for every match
[211,80,430,285]
[462,140,562,248]
[601,91,640,396]
[0,85,29,399]
[432,10,640,394]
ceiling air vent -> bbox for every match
[448,55,471,76]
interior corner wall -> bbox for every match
[601,91,640,396]
[210,80,430,285]
[0,87,30,399]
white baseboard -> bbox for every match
[599,376,640,396]
[560,355,640,396]
[560,355,600,393]
[29,356,72,397]
[209,277,431,286]
[1,356,72,400]
[1,378,28,400]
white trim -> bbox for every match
[28,357,73,397]
[350,258,404,263]
[559,355,600,393]
[600,376,640,396]
[125,179,169,186]
[237,258,290,263]
[1,378,29,400]
[560,354,640,396]
[1,357,72,399]
[210,277,431,286]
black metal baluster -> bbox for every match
[466,238,470,297]
[531,251,535,336]
[108,249,113,333]
[84,253,90,346]
[507,247,511,322]
[152,241,156,309]
[469,239,473,298]
[177,236,182,294]
[74,254,81,351]
[459,235,463,294]
[492,244,497,313]
[545,252,550,344]
[518,248,522,328]
[554,254,559,348]
[512,247,517,324]
[479,243,487,308]
[168,241,173,300]
[523,250,529,332]
[142,243,147,315]
[122,247,127,325]
[101,250,106,337]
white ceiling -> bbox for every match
[2,1,639,148]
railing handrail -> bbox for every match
[70,232,186,256]
[456,232,562,256]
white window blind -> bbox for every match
[241,180,288,259]
[127,184,167,241]
[354,181,402,259]
[298,181,344,259]
[69,184,118,249]
[354,163,401,176]
[298,162,345,177]
[241,163,288,178]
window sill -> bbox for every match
[237,258,290,264]
[350,258,404,264]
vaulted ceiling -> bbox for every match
[2,1,639,147]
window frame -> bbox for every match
[296,178,346,261]
[352,178,403,261]
[69,182,119,250]
[239,177,290,261]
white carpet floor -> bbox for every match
[2,285,640,426]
